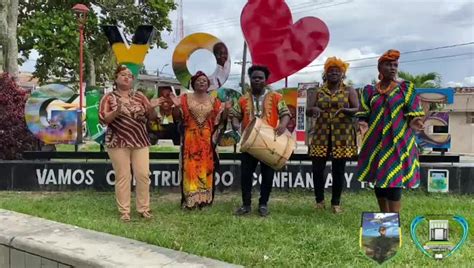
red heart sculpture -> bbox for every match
[241,0,330,84]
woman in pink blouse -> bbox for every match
[99,65,162,222]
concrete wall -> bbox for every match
[444,94,474,154]
[0,209,239,268]
[0,246,71,268]
[445,93,474,112]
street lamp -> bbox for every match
[72,3,89,144]
[158,64,169,77]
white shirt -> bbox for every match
[208,61,231,91]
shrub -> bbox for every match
[0,73,40,159]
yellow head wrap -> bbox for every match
[324,57,349,74]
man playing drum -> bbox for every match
[231,65,291,217]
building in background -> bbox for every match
[136,74,182,92]
[445,87,474,155]
[17,72,39,92]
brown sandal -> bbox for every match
[140,211,153,219]
[120,213,131,222]
[315,201,325,209]
[332,205,343,214]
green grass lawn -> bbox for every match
[0,190,472,267]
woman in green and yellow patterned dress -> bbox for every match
[306,57,359,213]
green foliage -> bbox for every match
[345,79,354,87]
[18,0,176,84]
[137,86,157,100]
[398,71,442,88]
[0,73,40,159]
[398,71,445,110]
[0,191,472,266]
[19,8,80,84]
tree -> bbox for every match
[398,71,441,88]
[18,0,176,85]
[398,71,444,112]
[0,0,19,77]
[345,79,354,87]
[0,1,7,71]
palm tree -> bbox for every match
[399,71,444,112]
[398,71,442,88]
[345,79,355,87]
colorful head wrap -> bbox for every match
[324,57,349,74]
[378,49,401,80]
[378,49,400,64]
[190,71,210,89]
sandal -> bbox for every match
[140,211,153,219]
[315,201,325,209]
[120,213,131,222]
[332,205,343,214]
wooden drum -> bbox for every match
[240,117,296,170]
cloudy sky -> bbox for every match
[20,0,474,89]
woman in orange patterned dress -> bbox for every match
[169,71,231,209]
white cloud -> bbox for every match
[20,0,474,90]
[445,81,463,87]
[463,76,474,86]
[159,0,473,89]
[445,76,474,87]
